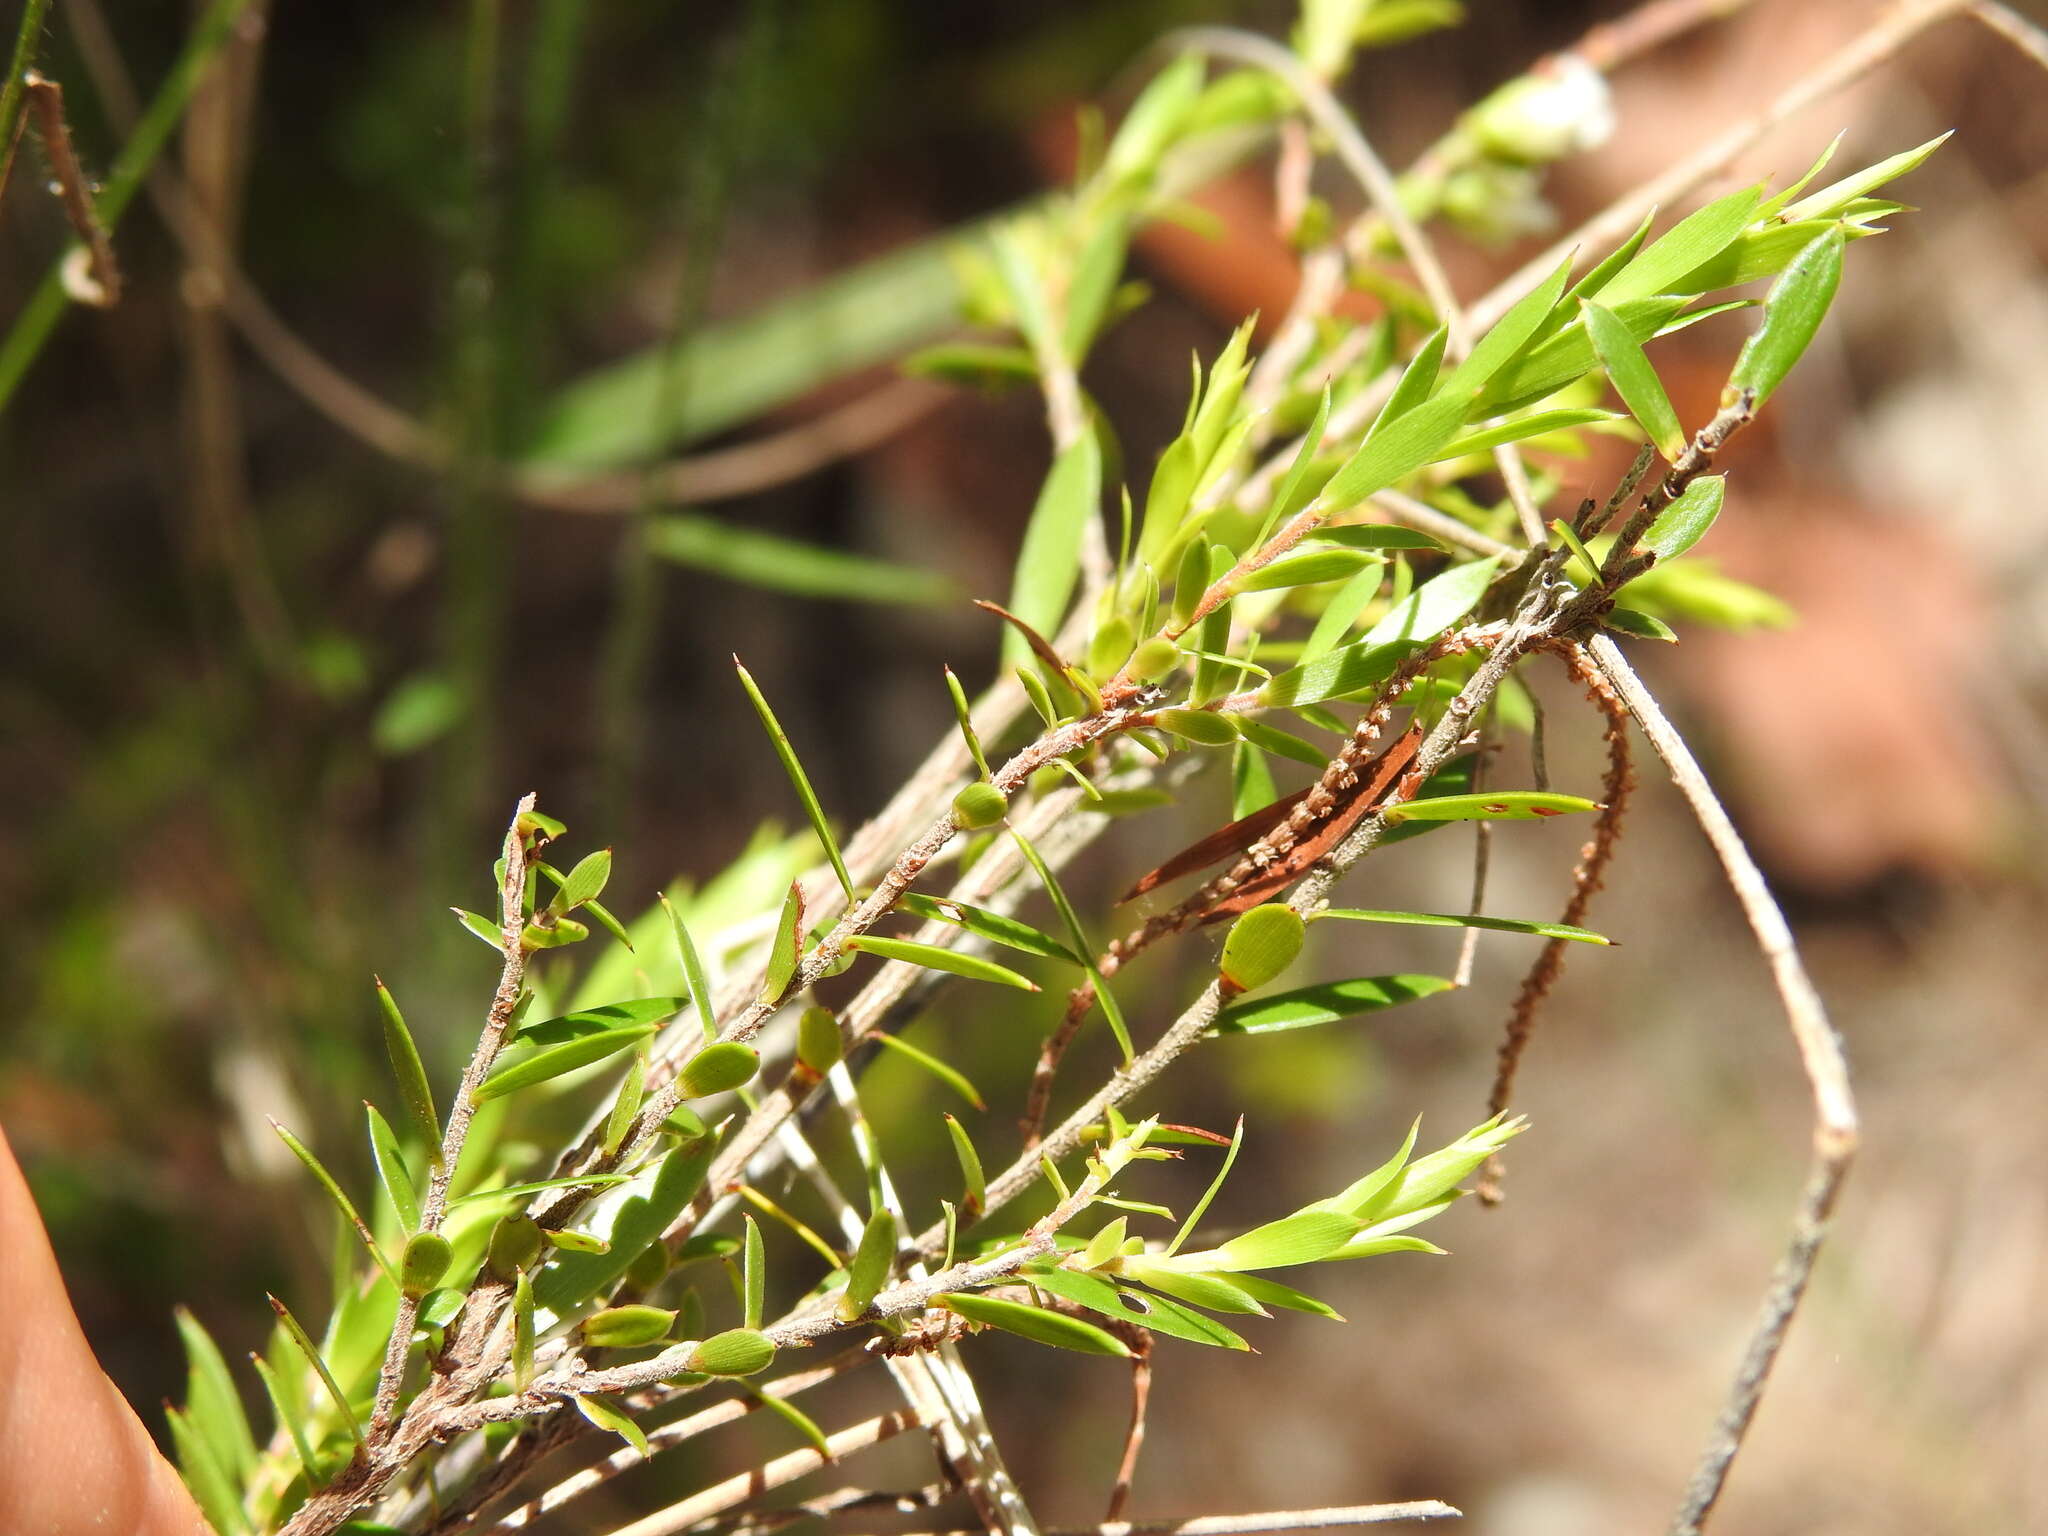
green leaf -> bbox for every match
[1442,251,1575,396]
[528,229,972,468]
[1063,220,1131,360]
[1476,294,1694,416]
[1105,51,1205,181]
[374,978,440,1166]
[1299,560,1387,665]
[742,1215,765,1330]
[602,1048,648,1159]
[1640,474,1725,562]
[902,341,1037,388]
[1315,908,1609,943]
[660,894,718,1044]
[533,1139,718,1311]
[678,1041,761,1099]
[1123,1262,1270,1315]
[840,1208,898,1319]
[166,1405,252,1536]
[1233,716,1330,770]
[512,1269,536,1393]
[574,1395,650,1457]
[1227,1272,1344,1319]
[1232,548,1381,594]
[581,1304,678,1349]
[371,672,463,757]
[746,1385,833,1455]
[1219,905,1306,992]
[1600,186,1763,305]
[365,1105,420,1233]
[762,880,805,1004]
[1155,707,1240,746]
[541,1228,610,1255]
[938,1290,1132,1356]
[1601,606,1678,642]
[1362,553,1502,649]
[248,1351,320,1487]
[1168,1117,1243,1257]
[865,1031,985,1110]
[943,666,991,777]
[1380,790,1598,823]
[1211,974,1455,1035]
[266,1294,362,1449]
[1208,1209,1365,1271]
[1776,132,1948,224]
[899,893,1082,966]
[1307,524,1447,552]
[1259,638,1411,709]
[547,849,612,914]
[1006,433,1103,667]
[1727,226,1844,406]
[735,661,855,898]
[1026,1265,1249,1350]
[1141,433,1202,566]
[1376,325,1447,425]
[1581,300,1685,460]
[649,513,954,605]
[1561,208,1656,310]
[476,1023,658,1102]
[1259,385,1333,541]
[270,1121,396,1288]
[173,1308,258,1488]
[845,935,1039,992]
[945,1112,987,1216]
[1010,827,1130,1061]
[446,1172,635,1208]
[1232,737,1277,819]
[1438,405,1621,461]
[1321,392,1469,511]
[452,907,503,950]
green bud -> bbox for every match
[1128,636,1181,682]
[951,780,1008,829]
[401,1232,454,1298]
[486,1215,543,1281]
[580,1304,678,1349]
[1218,905,1306,993]
[1156,707,1240,746]
[797,1006,844,1075]
[686,1327,777,1377]
[417,1287,466,1330]
[679,1042,760,1099]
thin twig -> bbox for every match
[1966,0,2048,73]
[23,72,122,306]
[1585,635,1856,1536]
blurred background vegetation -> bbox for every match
[5,1,2046,1531]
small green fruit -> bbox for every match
[687,1327,777,1377]
[1156,708,1240,746]
[796,1006,843,1074]
[486,1215,543,1280]
[401,1232,453,1299]
[1219,905,1306,993]
[1129,637,1181,682]
[951,780,1007,829]
[581,1304,677,1349]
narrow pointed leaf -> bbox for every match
[1232,548,1381,594]
[1442,252,1574,396]
[174,1307,258,1485]
[649,513,955,606]
[1379,790,1598,823]
[1259,384,1332,539]
[452,907,503,949]
[660,894,718,1043]
[1376,325,1447,424]
[248,1351,320,1486]
[603,1048,649,1159]
[1439,406,1622,461]
[476,1023,659,1101]
[1006,433,1103,666]
[1207,1208,1365,1271]
[1168,1117,1243,1257]
[944,1113,987,1216]
[1321,392,1469,511]
[747,1384,833,1455]
[899,893,1082,965]
[1640,474,1726,562]
[938,1290,1131,1356]
[840,1208,897,1319]
[270,1121,396,1288]
[512,1269,536,1393]
[575,1395,650,1457]
[446,1172,635,1207]
[1227,1272,1344,1319]
[1602,607,1679,642]
[845,935,1038,992]
[762,880,806,1004]
[1777,133,1948,224]
[1026,1265,1250,1349]
[365,1105,420,1233]
[1299,561,1387,665]
[1010,827,1130,1061]
[864,1030,985,1110]
[1123,1262,1269,1315]
[267,1295,362,1447]
[1309,525,1449,552]
[1315,908,1610,944]
[743,1215,765,1330]
[1727,226,1844,406]
[1211,975,1456,1035]
[165,1407,251,1536]
[549,849,612,914]
[374,978,440,1165]
[1361,554,1502,649]
[1233,716,1330,770]
[734,661,854,897]
[1583,302,1684,459]
[1600,186,1763,304]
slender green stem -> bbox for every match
[0,0,258,412]
[0,0,55,201]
